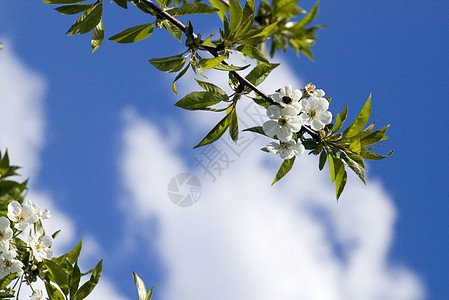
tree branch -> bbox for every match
[138,0,276,105]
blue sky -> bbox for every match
[1,0,448,299]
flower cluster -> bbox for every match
[262,83,332,160]
[0,199,53,280]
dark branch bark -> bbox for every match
[138,0,276,105]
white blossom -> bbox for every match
[7,200,39,231]
[299,96,332,131]
[266,140,305,160]
[271,84,302,113]
[29,235,54,262]
[30,290,44,300]
[0,250,23,278]
[304,82,325,98]
[31,202,51,220]
[0,217,13,253]
[263,105,303,142]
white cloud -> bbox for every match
[0,43,129,300]
[119,62,425,300]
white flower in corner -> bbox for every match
[263,105,302,142]
[0,250,24,278]
[299,96,332,131]
[7,200,39,231]
[266,140,305,160]
[0,217,13,253]
[29,234,54,262]
[272,84,302,113]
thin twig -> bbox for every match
[138,0,276,105]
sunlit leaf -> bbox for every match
[236,44,269,64]
[245,63,279,87]
[133,272,147,300]
[91,18,104,53]
[109,23,154,43]
[229,0,243,34]
[194,113,232,148]
[199,56,226,69]
[167,3,218,16]
[342,94,371,138]
[44,259,69,296]
[43,0,87,4]
[296,1,319,27]
[272,157,295,185]
[54,4,92,15]
[175,91,225,110]
[195,79,227,96]
[149,55,186,73]
[229,108,239,143]
[66,3,102,35]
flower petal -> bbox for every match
[292,89,302,101]
[318,111,332,125]
[277,127,292,142]
[263,120,279,136]
[266,142,280,154]
[311,119,324,131]
[317,97,329,112]
[266,105,281,119]
[281,106,297,117]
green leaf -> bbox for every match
[0,292,14,298]
[328,153,335,183]
[359,125,390,146]
[332,105,347,133]
[199,56,226,69]
[0,274,16,290]
[229,108,239,143]
[335,160,347,201]
[236,45,269,64]
[44,259,69,296]
[175,91,225,110]
[349,139,361,154]
[73,260,103,300]
[272,157,295,185]
[113,0,128,9]
[208,0,227,19]
[167,3,219,16]
[45,283,65,300]
[239,22,277,40]
[194,113,232,148]
[133,272,147,300]
[245,63,279,87]
[91,18,104,53]
[69,262,81,297]
[67,239,82,264]
[0,151,10,176]
[341,150,365,184]
[361,149,393,160]
[229,0,243,34]
[235,0,255,37]
[43,0,87,4]
[66,3,102,35]
[242,126,271,137]
[342,94,371,138]
[213,63,250,71]
[54,4,92,15]
[318,150,327,170]
[109,23,154,43]
[163,20,183,42]
[195,79,227,96]
[273,0,302,18]
[145,284,157,300]
[150,55,186,73]
[296,1,319,27]
[172,64,190,95]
